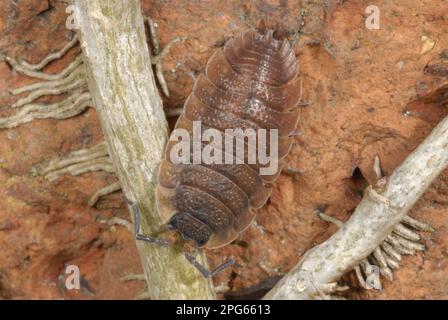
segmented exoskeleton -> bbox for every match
[132,25,302,277]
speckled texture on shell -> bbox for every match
[156,28,301,249]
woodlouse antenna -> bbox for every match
[125,196,171,246]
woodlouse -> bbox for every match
[132,24,302,277]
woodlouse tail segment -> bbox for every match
[256,19,288,41]
[185,252,235,278]
[125,196,172,247]
[256,19,267,34]
[273,29,287,41]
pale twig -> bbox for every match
[316,211,344,227]
[76,1,215,299]
[315,205,431,290]
[266,118,448,300]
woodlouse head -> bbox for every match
[255,19,297,43]
[167,212,212,248]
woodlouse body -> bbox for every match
[156,27,301,249]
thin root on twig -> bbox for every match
[316,155,434,291]
[0,90,92,129]
[34,142,113,181]
[120,273,151,300]
[145,17,187,97]
[35,142,121,206]
[9,34,79,72]
[88,181,122,207]
[1,35,90,128]
[120,274,146,282]
[97,217,133,236]
[1,34,122,207]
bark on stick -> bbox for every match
[74,0,216,300]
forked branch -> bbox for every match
[265,115,448,299]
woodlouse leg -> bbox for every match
[125,197,171,247]
[185,252,235,278]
